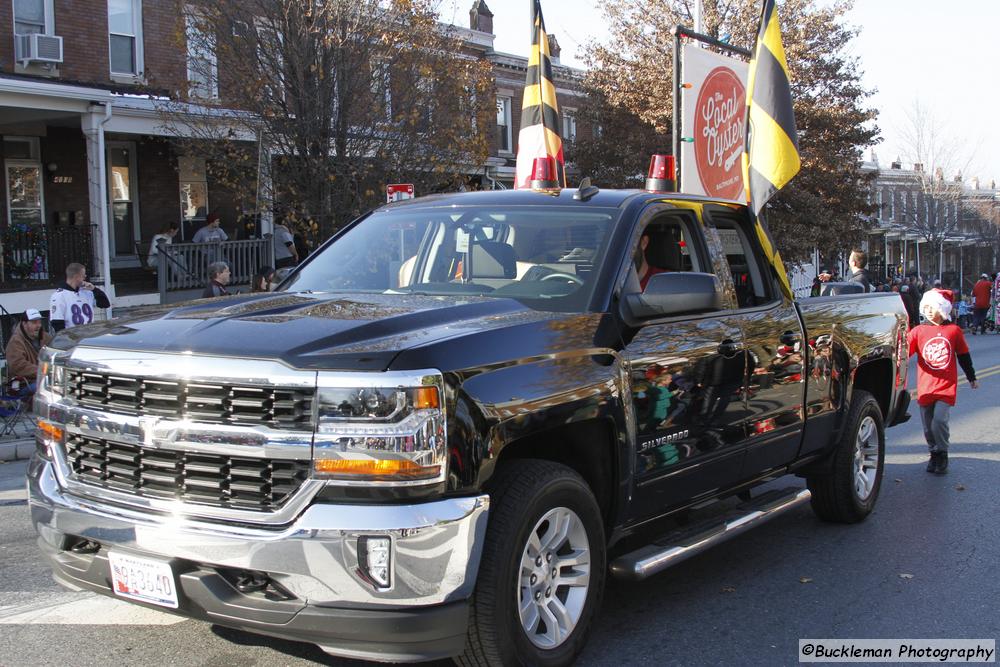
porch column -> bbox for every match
[82,103,114,313]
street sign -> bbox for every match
[387,183,415,203]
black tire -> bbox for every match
[807,389,885,523]
[457,460,606,667]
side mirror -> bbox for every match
[623,272,723,322]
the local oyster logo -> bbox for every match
[922,335,952,370]
[695,66,746,201]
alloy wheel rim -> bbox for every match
[517,506,591,649]
[853,415,880,501]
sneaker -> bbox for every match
[926,453,939,473]
[933,452,948,475]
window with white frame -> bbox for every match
[109,0,143,77]
[186,7,217,99]
[254,19,285,104]
[561,108,577,143]
[14,0,52,35]
[496,96,512,153]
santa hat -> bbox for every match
[920,289,952,320]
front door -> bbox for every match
[623,208,749,521]
[107,141,139,263]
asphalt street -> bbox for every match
[1,335,998,666]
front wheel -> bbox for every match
[807,389,885,523]
[458,460,606,667]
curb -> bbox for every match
[0,437,35,462]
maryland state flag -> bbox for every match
[742,0,800,298]
[514,0,565,189]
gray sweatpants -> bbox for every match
[920,401,951,453]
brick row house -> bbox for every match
[0,0,592,316]
[862,154,999,290]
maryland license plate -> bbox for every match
[108,552,178,609]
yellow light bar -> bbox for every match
[38,420,64,442]
[314,458,440,480]
[413,386,439,410]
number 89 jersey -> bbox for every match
[50,287,97,329]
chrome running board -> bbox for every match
[610,487,812,581]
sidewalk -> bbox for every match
[0,418,36,462]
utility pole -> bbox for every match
[694,0,703,33]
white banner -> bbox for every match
[680,45,749,200]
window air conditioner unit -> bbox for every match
[15,33,64,66]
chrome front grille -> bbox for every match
[66,370,313,430]
[65,434,311,511]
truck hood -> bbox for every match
[55,292,568,371]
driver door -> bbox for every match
[621,208,748,522]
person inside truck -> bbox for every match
[635,228,685,291]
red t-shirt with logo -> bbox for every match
[906,323,969,406]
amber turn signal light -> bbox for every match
[313,459,441,480]
[38,420,64,442]
[413,386,439,410]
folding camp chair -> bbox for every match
[0,388,28,437]
[0,373,34,438]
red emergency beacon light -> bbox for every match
[645,154,676,192]
[530,156,560,189]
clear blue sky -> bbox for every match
[442,0,999,185]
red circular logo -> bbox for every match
[694,66,746,200]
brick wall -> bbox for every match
[0,0,186,93]
[40,127,90,227]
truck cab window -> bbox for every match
[627,214,706,295]
[709,217,774,308]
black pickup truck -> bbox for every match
[29,186,910,666]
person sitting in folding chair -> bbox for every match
[4,308,51,397]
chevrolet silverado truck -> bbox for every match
[29,185,910,666]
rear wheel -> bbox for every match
[807,390,885,523]
[458,460,605,667]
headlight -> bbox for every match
[313,371,446,486]
[37,347,68,397]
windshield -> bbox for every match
[282,206,617,311]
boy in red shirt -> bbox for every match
[907,290,978,474]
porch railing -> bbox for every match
[156,236,273,299]
[1,224,95,290]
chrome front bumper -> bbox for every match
[30,455,489,661]
[30,455,489,608]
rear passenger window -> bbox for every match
[708,217,775,309]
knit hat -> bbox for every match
[919,289,952,320]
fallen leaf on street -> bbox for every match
[721,586,736,593]
[799,577,813,584]
[894,478,903,483]
[955,484,966,491]
[899,573,914,580]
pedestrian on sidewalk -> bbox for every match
[847,249,872,292]
[201,261,232,298]
[993,271,1000,332]
[273,217,299,270]
[971,273,992,334]
[49,263,112,331]
[4,309,51,394]
[907,289,978,475]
